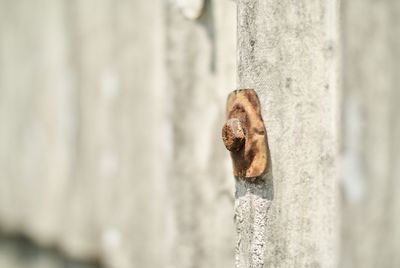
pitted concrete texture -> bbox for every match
[236,0,340,267]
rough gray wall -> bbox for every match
[236,0,340,267]
[341,0,400,267]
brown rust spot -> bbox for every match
[222,89,269,180]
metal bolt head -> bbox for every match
[222,118,245,152]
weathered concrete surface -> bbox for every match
[236,0,340,267]
[341,1,400,267]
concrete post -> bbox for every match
[236,0,340,267]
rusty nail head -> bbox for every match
[222,118,245,152]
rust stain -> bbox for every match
[221,89,269,181]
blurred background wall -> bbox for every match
[0,0,399,267]
[341,0,400,267]
[0,0,236,267]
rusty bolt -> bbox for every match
[222,118,245,152]
[222,89,268,179]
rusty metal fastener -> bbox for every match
[222,118,245,152]
[221,89,269,181]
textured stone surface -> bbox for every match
[236,0,340,267]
